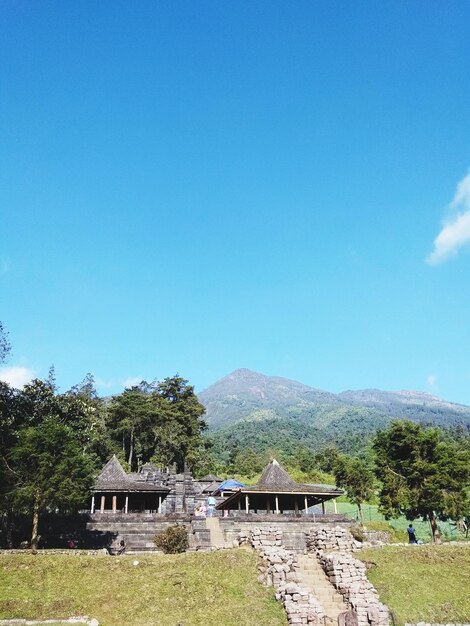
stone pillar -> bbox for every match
[91,495,95,514]
[125,496,128,514]
[245,495,249,514]
[294,500,299,515]
[100,495,105,513]
[333,499,338,514]
[238,499,241,512]
[275,495,279,514]
[112,495,117,513]
[321,501,325,514]
[158,495,162,514]
[304,496,308,515]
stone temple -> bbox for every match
[87,455,348,552]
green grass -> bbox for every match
[358,544,470,625]
[0,550,287,626]
[360,520,404,543]
[326,500,469,542]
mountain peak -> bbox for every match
[198,369,470,432]
[199,368,338,428]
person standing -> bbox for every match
[407,523,417,544]
[207,495,216,517]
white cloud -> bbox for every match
[122,376,144,388]
[94,376,144,390]
[0,366,35,388]
[427,374,438,387]
[426,169,470,264]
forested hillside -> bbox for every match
[200,369,470,463]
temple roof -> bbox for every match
[253,459,299,491]
[94,456,170,493]
[95,456,127,487]
[232,459,343,495]
[215,459,342,510]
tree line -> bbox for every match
[323,420,470,542]
[0,363,207,548]
[1,323,469,546]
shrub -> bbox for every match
[349,523,365,542]
[154,524,189,554]
[363,520,403,543]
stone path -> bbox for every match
[297,553,347,622]
[205,516,227,548]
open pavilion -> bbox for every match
[91,456,170,514]
[215,459,342,516]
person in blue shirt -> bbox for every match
[407,524,417,544]
[207,495,216,517]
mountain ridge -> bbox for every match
[199,369,470,456]
[199,368,470,428]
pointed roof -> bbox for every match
[245,459,342,494]
[94,456,170,493]
[255,459,299,491]
[98,455,127,481]
[95,455,128,489]
[215,458,343,511]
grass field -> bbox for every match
[358,543,470,625]
[325,500,469,543]
[0,550,287,626]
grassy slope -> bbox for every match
[330,501,469,543]
[0,550,287,626]
[358,544,470,625]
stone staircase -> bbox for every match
[205,517,227,548]
[297,554,347,622]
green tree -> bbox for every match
[12,417,94,549]
[66,373,113,467]
[0,322,11,364]
[333,454,374,522]
[1,373,104,547]
[107,376,206,473]
[16,377,105,463]
[293,446,317,474]
[151,376,207,472]
[314,446,341,473]
[232,447,263,478]
[373,420,470,542]
[0,382,22,545]
[107,384,157,471]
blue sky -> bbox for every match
[2,1,470,404]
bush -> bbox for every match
[349,523,365,542]
[363,520,403,543]
[154,524,189,554]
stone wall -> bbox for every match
[306,526,389,626]
[221,517,352,553]
[307,525,361,554]
[243,527,327,625]
[87,515,192,552]
[362,531,390,545]
[320,552,389,626]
